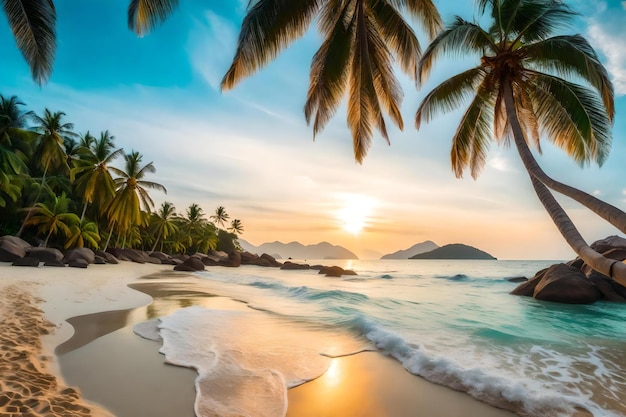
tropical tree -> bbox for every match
[128,0,442,161]
[73,130,122,221]
[17,108,74,235]
[0,95,33,207]
[78,130,97,149]
[211,205,229,229]
[149,201,179,252]
[24,192,79,247]
[106,150,166,247]
[228,218,243,235]
[2,0,56,84]
[65,219,100,249]
[415,0,626,286]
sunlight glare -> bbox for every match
[336,193,375,235]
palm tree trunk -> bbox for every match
[504,81,626,287]
[80,201,88,222]
[17,166,49,237]
[504,87,626,233]
[151,229,162,253]
[104,221,115,251]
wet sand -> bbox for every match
[1,262,520,417]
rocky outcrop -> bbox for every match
[95,250,119,264]
[511,236,626,304]
[68,259,89,269]
[12,257,39,267]
[63,248,96,265]
[0,236,30,262]
[318,266,358,277]
[240,252,283,267]
[26,247,64,263]
[280,261,310,270]
[173,257,205,272]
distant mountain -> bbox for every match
[409,243,496,260]
[381,241,439,259]
[359,248,384,260]
[239,240,358,260]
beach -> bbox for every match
[0,261,525,417]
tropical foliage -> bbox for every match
[415,0,626,286]
[0,93,244,254]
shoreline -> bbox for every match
[1,262,520,417]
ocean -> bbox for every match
[133,259,626,417]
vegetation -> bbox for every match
[415,0,626,286]
[0,93,244,254]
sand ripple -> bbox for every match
[0,284,110,417]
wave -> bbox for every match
[247,280,370,304]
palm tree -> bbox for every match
[106,150,166,248]
[0,95,33,207]
[65,219,100,249]
[17,108,75,236]
[78,130,97,149]
[128,0,442,162]
[3,0,56,84]
[211,205,229,229]
[149,201,179,252]
[24,192,79,247]
[73,130,122,221]
[415,0,626,286]
[228,219,243,235]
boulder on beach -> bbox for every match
[63,248,95,265]
[173,256,205,272]
[281,261,310,270]
[511,236,626,304]
[12,256,40,267]
[319,266,358,277]
[0,236,31,262]
[27,247,64,263]
[69,259,89,269]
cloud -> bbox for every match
[188,12,238,90]
[586,7,626,95]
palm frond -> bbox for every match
[389,0,442,39]
[528,73,612,166]
[416,66,486,129]
[3,0,56,84]
[128,0,179,36]
[510,0,575,45]
[418,17,495,84]
[305,2,353,136]
[137,180,167,193]
[522,35,614,121]
[513,82,540,151]
[221,0,321,90]
[368,0,421,79]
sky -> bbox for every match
[1,0,625,260]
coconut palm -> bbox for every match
[24,192,79,247]
[65,219,100,249]
[128,0,442,162]
[73,130,123,221]
[3,0,56,84]
[211,205,229,229]
[17,108,75,236]
[78,130,97,149]
[228,218,243,235]
[415,0,626,286]
[149,201,179,252]
[106,150,166,246]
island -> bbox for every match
[409,244,496,260]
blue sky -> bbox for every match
[1,0,625,259]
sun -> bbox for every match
[336,194,375,235]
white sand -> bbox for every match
[0,262,176,417]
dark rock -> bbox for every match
[207,250,228,262]
[174,256,205,272]
[173,254,190,262]
[146,256,162,265]
[281,261,310,270]
[506,276,528,283]
[63,248,96,264]
[257,253,282,267]
[0,235,31,250]
[149,251,171,262]
[201,256,219,266]
[319,265,357,277]
[588,272,626,302]
[511,268,548,297]
[12,256,39,267]
[94,256,107,265]
[95,250,119,264]
[533,263,601,304]
[219,251,241,268]
[601,248,626,262]
[240,251,258,265]
[590,235,626,254]
[44,259,66,267]
[69,259,89,269]
[566,258,584,269]
[26,247,63,263]
[309,265,325,270]
[0,239,27,262]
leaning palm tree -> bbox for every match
[210,205,229,229]
[65,219,100,249]
[2,0,56,84]
[228,218,244,235]
[105,150,166,248]
[24,192,79,247]
[149,201,179,252]
[129,0,442,161]
[415,0,626,286]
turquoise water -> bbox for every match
[135,260,626,417]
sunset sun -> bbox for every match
[336,194,375,235]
